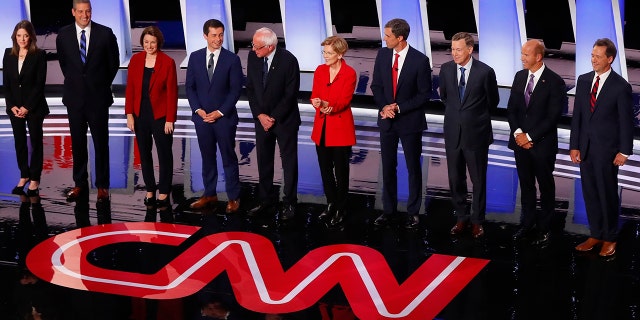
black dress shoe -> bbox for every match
[512,227,532,241]
[156,197,171,208]
[373,213,390,226]
[532,231,551,246]
[66,187,84,201]
[248,203,269,217]
[329,209,345,227]
[404,214,420,229]
[281,203,295,220]
[318,203,334,221]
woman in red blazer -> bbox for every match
[125,26,178,207]
[310,36,357,227]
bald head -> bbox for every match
[521,40,545,72]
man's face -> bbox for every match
[251,34,271,58]
[383,27,401,50]
[204,27,224,51]
[451,39,472,65]
[591,45,613,74]
[520,42,541,71]
[72,2,92,29]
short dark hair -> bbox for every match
[139,26,164,49]
[451,32,474,48]
[593,38,617,62]
[384,18,410,41]
[11,20,38,56]
[73,0,91,9]
[203,19,225,35]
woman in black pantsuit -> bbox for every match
[3,20,49,197]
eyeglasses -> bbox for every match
[321,50,337,56]
[251,42,267,50]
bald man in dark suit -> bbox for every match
[439,32,499,238]
[570,38,634,257]
[508,40,566,246]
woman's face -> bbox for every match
[16,28,30,50]
[143,34,158,55]
[322,44,342,66]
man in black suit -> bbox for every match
[245,27,300,220]
[440,32,499,238]
[570,38,634,257]
[370,18,432,229]
[56,0,119,202]
[507,40,566,246]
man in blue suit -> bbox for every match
[185,19,243,213]
[570,38,634,257]
[439,32,499,239]
[370,18,432,229]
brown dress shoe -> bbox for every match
[471,224,485,238]
[599,241,616,257]
[575,237,603,252]
[190,196,218,209]
[97,188,110,202]
[66,187,84,201]
[226,199,240,213]
[450,221,468,235]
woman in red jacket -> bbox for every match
[125,26,178,208]
[310,36,357,227]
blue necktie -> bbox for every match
[458,67,466,100]
[80,30,87,64]
[207,53,214,82]
[262,57,268,88]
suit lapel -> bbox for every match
[460,61,478,104]
[263,49,280,90]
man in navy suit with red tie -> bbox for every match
[185,19,243,213]
[507,40,566,246]
[439,32,499,238]
[370,18,432,229]
[570,38,634,257]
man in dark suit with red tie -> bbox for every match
[245,27,301,220]
[570,38,634,257]
[185,19,243,213]
[507,40,566,246]
[370,18,432,229]
[56,0,119,203]
[439,32,499,238]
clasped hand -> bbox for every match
[379,103,398,119]
[11,106,28,118]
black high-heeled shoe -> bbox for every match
[144,196,156,206]
[12,185,26,195]
[156,197,171,207]
[26,188,39,197]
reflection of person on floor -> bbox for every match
[186,19,243,214]
[125,26,178,209]
[197,299,231,319]
[13,270,60,320]
[570,38,634,257]
[3,20,49,197]
[310,35,357,227]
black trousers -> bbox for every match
[316,144,352,210]
[254,122,298,205]
[67,106,110,188]
[134,111,173,195]
[10,114,45,181]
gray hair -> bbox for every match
[254,27,278,46]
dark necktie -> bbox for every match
[207,53,214,82]
[80,30,87,64]
[392,53,399,99]
[590,75,600,113]
[262,57,269,88]
[524,74,535,106]
[458,67,466,100]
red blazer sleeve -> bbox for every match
[124,52,144,116]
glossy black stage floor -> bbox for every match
[1,99,640,320]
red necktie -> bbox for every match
[392,53,399,99]
[590,75,599,113]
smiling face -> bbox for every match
[451,39,472,66]
[15,28,30,50]
[72,2,92,29]
[322,45,342,66]
[520,41,542,72]
[143,34,158,55]
[591,45,613,74]
[204,27,224,52]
